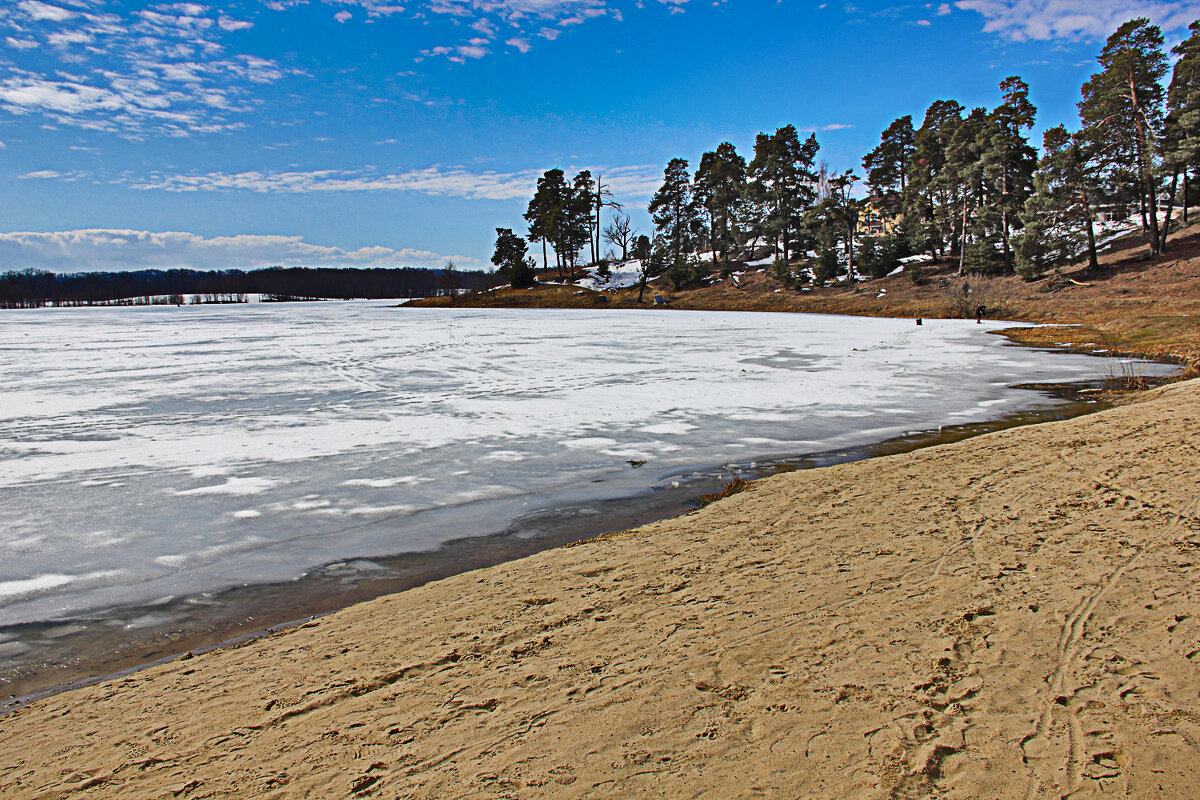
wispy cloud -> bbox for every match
[123,162,665,202]
[797,122,853,131]
[322,0,407,17]
[0,228,476,270]
[0,2,284,137]
[955,0,1200,41]
[414,0,617,60]
[18,1,76,23]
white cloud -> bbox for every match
[217,15,255,31]
[0,229,476,270]
[334,9,352,21]
[419,39,490,62]
[324,0,407,17]
[416,0,612,60]
[955,0,1200,41]
[124,163,666,202]
[19,1,75,22]
[0,77,122,115]
[937,2,951,13]
[160,4,210,16]
[47,29,93,46]
[0,2,291,136]
[795,122,853,132]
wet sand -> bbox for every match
[2,379,1199,797]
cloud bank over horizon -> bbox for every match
[0,229,476,272]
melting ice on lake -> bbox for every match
[0,303,1159,628]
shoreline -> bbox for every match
[3,376,1197,797]
[0,374,1129,714]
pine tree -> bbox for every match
[560,171,596,278]
[748,125,820,266]
[985,76,1038,271]
[525,169,569,278]
[631,235,651,261]
[905,100,964,259]
[649,158,704,266]
[1163,22,1200,239]
[943,107,991,275]
[1077,18,1169,255]
[862,115,915,216]
[1016,125,1101,278]
[694,142,749,273]
[491,228,535,288]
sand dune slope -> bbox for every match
[3,381,1200,798]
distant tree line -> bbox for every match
[0,266,495,309]
[493,17,1200,291]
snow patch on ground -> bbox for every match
[575,260,646,291]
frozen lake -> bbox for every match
[0,303,1126,635]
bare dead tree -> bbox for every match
[602,212,638,261]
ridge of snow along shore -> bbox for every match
[3,379,1200,797]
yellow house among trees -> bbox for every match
[856,200,900,237]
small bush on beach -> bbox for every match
[700,477,753,506]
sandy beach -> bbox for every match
[2,378,1199,798]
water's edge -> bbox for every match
[0,378,1122,716]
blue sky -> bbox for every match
[2,0,1199,272]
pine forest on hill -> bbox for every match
[490,18,1200,298]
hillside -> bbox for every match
[407,225,1200,370]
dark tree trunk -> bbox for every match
[1162,171,1180,252]
[1146,179,1162,255]
[1185,169,1191,223]
[1000,166,1012,272]
[1081,188,1099,275]
[956,194,968,277]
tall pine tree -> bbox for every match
[905,99,964,259]
[1078,18,1169,255]
[649,158,704,266]
[748,125,819,266]
[525,169,568,278]
[1163,22,1200,238]
[694,142,749,273]
[862,115,915,216]
[1017,125,1102,277]
[985,76,1038,271]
